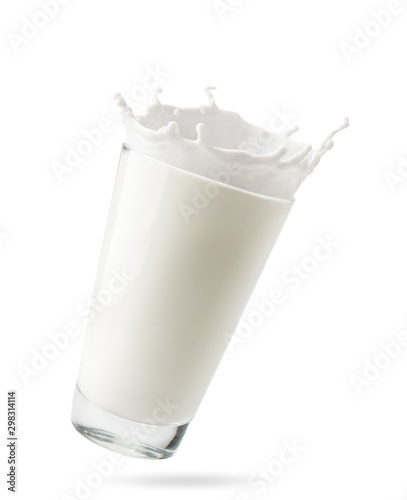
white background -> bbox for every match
[2,0,407,499]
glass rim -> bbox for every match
[122,144,295,206]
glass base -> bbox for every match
[71,385,189,460]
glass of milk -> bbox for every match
[71,89,347,459]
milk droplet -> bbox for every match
[204,86,217,107]
[153,87,163,105]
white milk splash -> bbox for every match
[115,87,348,200]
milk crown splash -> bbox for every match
[116,87,349,200]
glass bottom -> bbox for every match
[71,385,189,460]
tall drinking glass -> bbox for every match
[71,145,293,459]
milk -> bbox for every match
[75,88,348,428]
